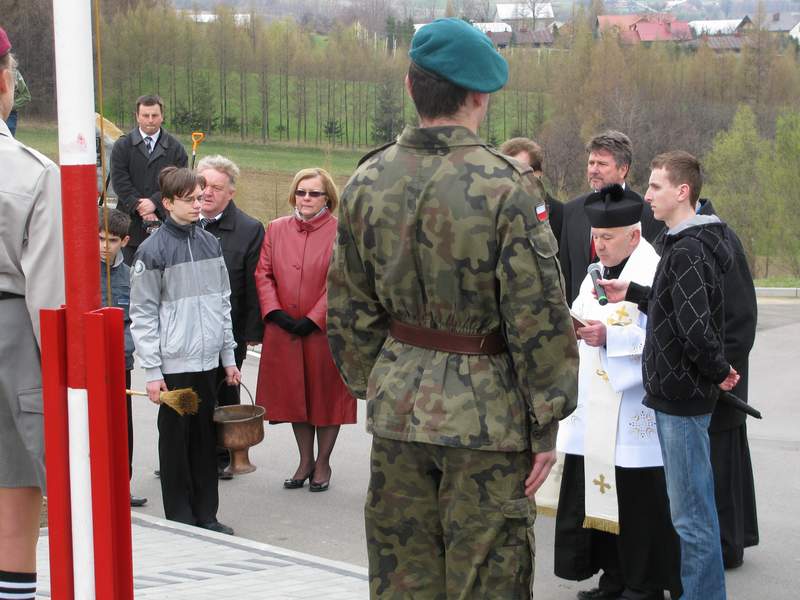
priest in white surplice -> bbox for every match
[553,185,681,600]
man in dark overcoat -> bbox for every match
[111,94,188,264]
[196,155,265,476]
[559,131,662,304]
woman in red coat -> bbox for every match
[255,168,356,492]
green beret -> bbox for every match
[409,18,508,94]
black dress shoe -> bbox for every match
[198,521,234,535]
[578,588,625,600]
[218,467,234,481]
[130,495,148,507]
[283,470,313,489]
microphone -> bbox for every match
[588,263,608,306]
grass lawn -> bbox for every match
[15,121,366,177]
[16,121,367,224]
[754,277,800,288]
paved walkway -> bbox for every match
[36,513,369,599]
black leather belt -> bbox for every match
[0,291,24,301]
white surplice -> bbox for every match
[555,238,661,533]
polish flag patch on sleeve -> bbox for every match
[535,203,548,222]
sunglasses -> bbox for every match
[295,189,326,198]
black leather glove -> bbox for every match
[266,310,298,333]
[293,317,318,337]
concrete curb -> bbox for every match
[755,287,800,298]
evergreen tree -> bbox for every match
[372,80,402,144]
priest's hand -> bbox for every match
[719,366,740,391]
[596,278,629,303]
[577,319,606,347]
[525,449,556,498]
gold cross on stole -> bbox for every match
[593,474,611,494]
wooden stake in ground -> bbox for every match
[126,388,200,416]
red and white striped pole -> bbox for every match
[44,1,133,598]
[52,0,100,594]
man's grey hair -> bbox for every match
[196,155,240,187]
[586,130,633,170]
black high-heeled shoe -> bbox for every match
[283,470,314,489]
[309,468,331,492]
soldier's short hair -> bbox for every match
[650,151,703,208]
[196,155,240,187]
[136,94,163,115]
[98,207,131,238]
[499,138,545,172]
[288,168,340,212]
[159,166,205,201]
[586,130,633,171]
[407,62,470,120]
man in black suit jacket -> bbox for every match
[196,155,265,476]
[559,131,662,304]
[111,94,188,264]
[500,137,563,247]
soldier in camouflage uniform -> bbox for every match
[327,18,579,599]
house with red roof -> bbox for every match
[596,13,692,44]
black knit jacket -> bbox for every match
[629,215,735,416]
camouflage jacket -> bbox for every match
[327,126,578,453]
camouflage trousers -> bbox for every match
[365,436,536,599]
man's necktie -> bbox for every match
[144,136,153,154]
[199,217,212,229]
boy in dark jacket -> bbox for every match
[99,207,147,508]
[599,151,739,600]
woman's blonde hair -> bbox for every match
[288,168,339,212]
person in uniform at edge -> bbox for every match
[559,131,663,305]
[554,185,681,600]
[326,18,579,599]
[500,137,564,247]
[0,26,65,600]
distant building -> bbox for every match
[596,14,692,43]
[472,22,513,34]
[495,2,556,31]
[688,17,752,36]
[684,35,752,53]
[186,11,252,26]
[761,12,800,35]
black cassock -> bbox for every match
[698,199,760,568]
[554,454,682,597]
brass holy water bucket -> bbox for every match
[213,382,264,475]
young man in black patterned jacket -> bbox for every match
[598,151,740,600]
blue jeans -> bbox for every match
[655,411,726,600]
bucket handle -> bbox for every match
[216,379,255,407]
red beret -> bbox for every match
[0,27,10,57]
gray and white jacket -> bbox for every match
[130,217,237,382]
